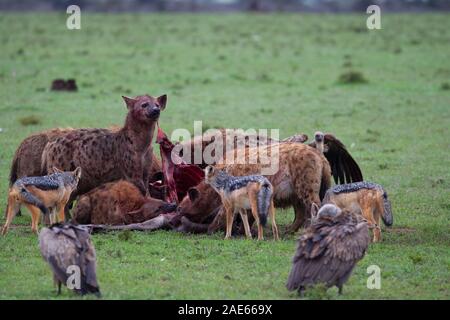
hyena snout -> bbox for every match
[148,107,160,119]
[162,202,177,213]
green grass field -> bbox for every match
[0,13,449,300]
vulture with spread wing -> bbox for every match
[308,133,362,184]
[39,223,100,297]
[286,204,369,296]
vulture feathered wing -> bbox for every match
[39,224,100,296]
[309,134,363,184]
[286,213,370,292]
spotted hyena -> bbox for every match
[72,180,176,225]
[42,94,167,204]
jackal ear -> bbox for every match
[188,188,199,202]
[122,96,136,109]
[157,94,167,110]
[52,167,63,174]
[311,203,319,218]
[73,167,82,180]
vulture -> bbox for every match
[308,133,362,184]
[39,223,101,297]
[286,204,370,296]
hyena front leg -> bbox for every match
[238,209,252,239]
[207,207,226,235]
[285,200,306,234]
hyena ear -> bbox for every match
[73,167,82,180]
[122,96,136,109]
[188,188,199,202]
[52,167,63,173]
[157,94,167,110]
[311,203,319,218]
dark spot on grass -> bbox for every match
[409,254,424,265]
[118,230,132,241]
[441,83,450,90]
[338,70,368,84]
[18,115,41,126]
[342,61,352,68]
[378,163,389,170]
[366,129,380,136]
[362,137,378,143]
[430,178,445,188]
[256,73,273,82]
[224,275,232,280]
[259,108,273,114]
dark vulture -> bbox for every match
[286,204,369,296]
[39,223,101,297]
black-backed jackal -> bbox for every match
[2,167,81,235]
[204,165,278,240]
[323,181,393,242]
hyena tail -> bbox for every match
[9,153,19,187]
[17,185,49,215]
[257,180,272,227]
[5,154,20,218]
[319,161,332,201]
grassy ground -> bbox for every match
[0,13,449,300]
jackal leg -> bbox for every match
[24,204,41,234]
[373,194,384,242]
[2,194,20,235]
[224,204,234,240]
[248,191,263,240]
[57,202,66,223]
[238,209,252,239]
[361,197,381,242]
[269,202,279,240]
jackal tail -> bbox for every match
[257,181,272,227]
[14,185,49,215]
[381,191,393,226]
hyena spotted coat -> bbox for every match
[41,94,166,202]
